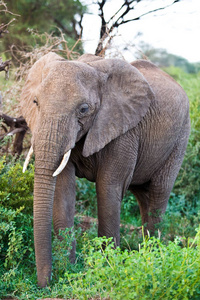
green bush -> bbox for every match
[1,228,199,300]
[0,156,35,296]
[0,205,34,265]
[52,227,83,283]
[76,178,97,217]
[165,67,200,203]
[0,156,34,213]
[0,205,35,297]
[64,229,200,300]
[156,195,199,245]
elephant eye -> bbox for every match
[33,97,39,106]
[79,103,89,115]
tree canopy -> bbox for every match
[0,0,86,57]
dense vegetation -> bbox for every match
[0,66,200,299]
[0,0,86,60]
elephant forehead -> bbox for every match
[42,61,98,85]
[39,61,99,102]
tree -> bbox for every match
[0,1,13,76]
[0,1,28,156]
[92,0,182,56]
[0,0,86,59]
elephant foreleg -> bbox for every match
[96,181,122,247]
[53,161,76,262]
[96,137,138,246]
[96,173,133,246]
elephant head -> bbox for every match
[20,52,154,287]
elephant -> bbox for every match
[20,52,190,287]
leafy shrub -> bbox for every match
[1,227,199,299]
[62,228,200,300]
[0,206,34,266]
[121,191,140,224]
[0,156,34,213]
[0,206,35,298]
[52,227,83,283]
[165,67,200,204]
[160,193,200,240]
[0,156,34,296]
[76,178,97,217]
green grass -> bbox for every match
[0,228,200,299]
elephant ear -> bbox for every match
[82,59,155,157]
[20,52,65,131]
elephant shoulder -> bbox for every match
[131,59,158,71]
[131,60,189,115]
[131,60,170,81]
[131,59,180,87]
[78,54,103,63]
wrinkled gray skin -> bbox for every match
[20,52,190,287]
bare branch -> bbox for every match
[0,114,28,156]
[53,18,73,36]
[0,0,20,17]
[0,58,11,72]
[0,58,11,79]
[115,0,182,27]
[0,18,16,38]
[95,0,182,56]
[0,114,27,131]
[98,0,107,39]
[11,30,81,81]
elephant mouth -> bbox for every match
[23,146,72,177]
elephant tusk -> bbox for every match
[53,149,71,177]
[23,146,34,173]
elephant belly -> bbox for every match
[130,137,177,185]
[71,144,97,182]
[131,152,167,185]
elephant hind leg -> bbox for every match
[131,183,170,234]
[131,130,189,234]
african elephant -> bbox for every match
[20,52,190,287]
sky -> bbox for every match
[81,0,200,63]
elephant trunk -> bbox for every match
[34,168,56,287]
[33,117,76,287]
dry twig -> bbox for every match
[0,113,28,156]
[11,29,81,81]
